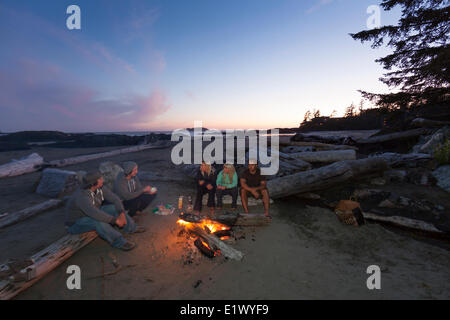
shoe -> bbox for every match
[120,241,136,251]
[134,226,146,233]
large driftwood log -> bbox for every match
[0,153,44,179]
[362,212,445,234]
[279,136,358,151]
[371,153,432,167]
[189,224,244,261]
[0,232,98,300]
[280,150,356,163]
[0,199,64,229]
[139,171,188,183]
[215,213,271,227]
[267,158,389,199]
[356,128,430,144]
[48,145,157,168]
[411,118,450,128]
[36,169,79,198]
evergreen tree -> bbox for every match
[350,0,449,110]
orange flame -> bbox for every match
[177,218,230,234]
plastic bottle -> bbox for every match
[178,196,183,210]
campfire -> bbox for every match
[177,213,233,258]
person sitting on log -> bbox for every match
[114,161,157,217]
[66,171,145,251]
[216,163,238,211]
[193,161,216,217]
[240,159,271,218]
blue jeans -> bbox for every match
[67,205,136,249]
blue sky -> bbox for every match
[0,0,400,132]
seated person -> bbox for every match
[66,171,145,251]
[193,161,216,216]
[114,161,157,217]
[216,163,238,210]
[240,159,271,218]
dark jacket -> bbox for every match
[113,172,144,201]
[196,168,216,188]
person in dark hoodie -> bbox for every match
[66,171,145,251]
[193,161,216,216]
[114,161,157,217]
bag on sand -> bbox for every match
[334,200,365,227]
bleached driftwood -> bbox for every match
[0,153,44,179]
[0,199,64,229]
[0,231,98,300]
[362,212,445,234]
[411,118,450,128]
[36,169,79,198]
[280,150,356,163]
[279,136,358,151]
[48,145,157,168]
[371,153,432,167]
[356,128,430,144]
[267,158,389,199]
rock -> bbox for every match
[420,126,450,154]
[432,165,450,192]
[99,162,124,189]
[36,169,79,198]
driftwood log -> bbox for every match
[36,169,79,198]
[280,150,356,163]
[0,153,44,179]
[279,136,358,151]
[362,212,445,234]
[215,213,271,227]
[0,231,97,300]
[411,118,450,128]
[188,224,244,261]
[371,153,432,167]
[48,145,157,168]
[139,171,188,183]
[267,158,389,199]
[0,199,64,229]
[356,128,430,144]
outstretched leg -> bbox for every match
[240,188,249,214]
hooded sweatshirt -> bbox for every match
[65,186,125,227]
[114,171,144,201]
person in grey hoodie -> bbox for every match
[114,161,157,217]
[66,171,145,251]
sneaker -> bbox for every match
[134,226,146,233]
[120,241,136,251]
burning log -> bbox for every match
[267,158,389,199]
[177,219,244,261]
[194,238,216,258]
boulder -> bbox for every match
[36,169,79,198]
[99,162,124,189]
[432,165,450,192]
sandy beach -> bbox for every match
[0,144,449,300]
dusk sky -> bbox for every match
[0,0,400,132]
